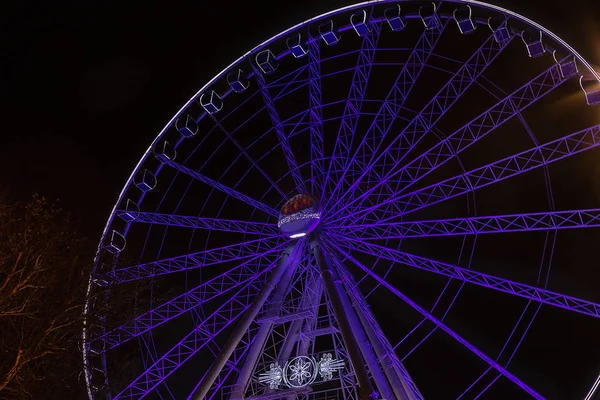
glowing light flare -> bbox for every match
[549,11,600,119]
[290,233,307,239]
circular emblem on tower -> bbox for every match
[278,194,321,238]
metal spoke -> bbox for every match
[190,240,304,400]
[187,327,259,400]
[322,17,381,208]
[164,159,279,218]
[121,211,280,235]
[106,236,283,284]
[324,236,545,400]
[330,252,423,400]
[329,30,513,221]
[348,123,600,224]
[326,20,447,213]
[336,207,600,239]
[272,65,309,101]
[334,233,600,319]
[90,251,283,353]
[210,115,287,198]
[351,60,571,211]
[113,274,268,399]
[307,36,325,197]
[254,67,307,192]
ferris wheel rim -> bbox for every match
[82,2,600,399]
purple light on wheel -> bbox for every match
[278,194,321,238]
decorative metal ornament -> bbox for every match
[318,353,345,381]
[258,362,283,389]
[283,356,318,388]
[259,354,345,390]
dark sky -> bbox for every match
[3,1,600,399]
[2,0,598,237]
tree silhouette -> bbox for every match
[0,194,92,399]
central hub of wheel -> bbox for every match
[278,194,321,238]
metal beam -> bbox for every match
[323,19,381,209]
[107,236,283,283]
[336,234,600,319]
[334,261,421,400]
[190,239,305,400]
[325,237,545,400]
[210,115,288,198]
[254,67,307,192]
[113,269,270,399]
[382,62,569,198]
[349,123,600,224]
[91,253,280,353]
[164,159,279,218]
[276,265,324,366]
[325,20,447,214]
[122,211,279,235]
[307,35,325,197]
[229,242,302,400]
[328,31,513,222]
[336,208,600,239]
[310,235,378,400]
[327,253,396,400]
[340,62,568,216]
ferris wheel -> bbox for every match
[82,1,600,399]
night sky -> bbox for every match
[4,1,600,399]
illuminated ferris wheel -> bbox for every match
[83,1,600,399]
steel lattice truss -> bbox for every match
[334,260,424,400]
[355,22,447,168]
[255,67,307,193]
[108,237,283,283]
[329,27,513,219]
[164,159,279,218]
[338,208,600,238]
[327,21,447,216]
[343,60,569,214]
[333,233,600,319]
[121,211,280,235]
[307,35,325,198]
[113,272,269,399]
[92,254,280,353]
[324,16,381,208]
[83,3,600,400]
[350,124,600,224]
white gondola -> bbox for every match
[318,20,340,46]
[227,69,249,93]
[199,90,223,114]
[522,27,545,58]
[286,33,308,58]
[175,114,198,137]
[453,5,476,35]
[384,4,406,32]
[135,169,156,192]
[351,10,370,37]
